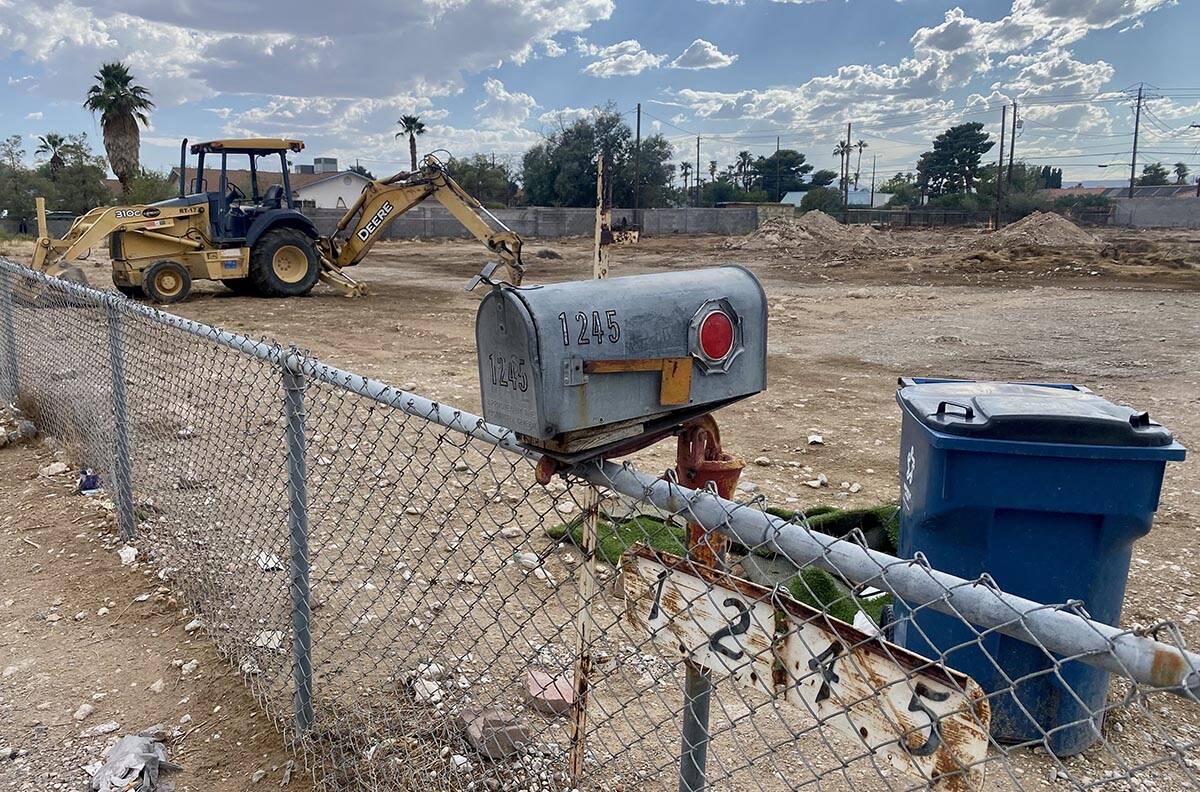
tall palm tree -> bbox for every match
[833,141,851,193]
[35,133,68,179]
[83,62,154,195]
[736,150,753,189]
[396,115,426,171]
[708,160,718,185]
[854,139,868,190]
[679,161,692,195]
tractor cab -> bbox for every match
[181,139,307,244]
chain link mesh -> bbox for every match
[1,257,1196,792]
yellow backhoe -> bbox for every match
[30,138,524,303]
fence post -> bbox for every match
[105,301,136,541]
[283,353,315,734]
[0,281,18,404]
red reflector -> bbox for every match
[699,311,734,360]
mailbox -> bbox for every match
[476,266,767,462]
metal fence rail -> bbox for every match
[1,256,1197,791]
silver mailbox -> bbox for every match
[476,266,767,461]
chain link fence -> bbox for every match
[1,256,1198,792]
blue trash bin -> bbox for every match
[892,377,1185,756]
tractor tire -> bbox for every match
[249,228,320,297]
[142,260,192,304]
[221,277,255,294]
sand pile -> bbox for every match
[730,211,882,252]
[987,211,1100,249]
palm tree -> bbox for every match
[708,160,718,185]
[396,115,426,171]
[854,139,868,189]
[35,133,68,179]
[833,141,851,192]
[680,161,692,196]
[736,150,753,189]
[83,62,154,195]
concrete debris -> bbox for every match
[525,669,574,716]
[457,707,529,759]
[80,720,120,738]
[753,456,771,467]
[86,730,181,792]
[179,659,199,677]
[148,679,165,693]
[849,482,862,493]
[412,678,443,703]
[256,551,284,572]
[183,618,202,633]
[807,434,824,445]
[252,630,285,652]
[74,703,95,721]
[39,461,69,477]
[251,769,267,784]
[118,546,138,566]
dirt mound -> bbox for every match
[987,211,1100,249]
[730,211,882,252]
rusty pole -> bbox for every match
[676,415,744,792]
[568,151,614,781]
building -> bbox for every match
[779,188,894,208]
[313,157,338,174]
[169,167,372,209]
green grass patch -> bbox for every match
[546,512,687,566]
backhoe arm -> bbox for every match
[316,156,524,290]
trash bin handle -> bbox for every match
[934,400,974,420]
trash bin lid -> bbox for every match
[897,379,1176,447]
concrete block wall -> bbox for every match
[1109,198,1200,229]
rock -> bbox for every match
[2,666,16,678]
[38,461,68,477]
[73,703,95,721]
[849,482,862,493]
[516,552,540,570]
[452,754,471,770]
[179,713,192,725]
[97,607,109,616]
[180,659,199,677]
[804,479,822,489]
[525,670,574,716]
[817,473,828,486]
[117,546,138,566]
[184,618,203,633]
[499,527,523,539]
[14,420,36,440]
[255,551,283,572]
[807,434,824,445]
[74,611,87,621]
[149,678,165,693]
[251,769,267,783]
[458,707,529,759]
[453,461,471,472]
[412,678,442,703]
[252,630,284,651]
[80,720,120,738]
[736,481,759,493]
[753,456,771,467]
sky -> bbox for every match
[1,0,1198,186]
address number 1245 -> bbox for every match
[558,310,620,347]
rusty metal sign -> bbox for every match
[623,546,990,790]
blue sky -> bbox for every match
[1,0,1197,184]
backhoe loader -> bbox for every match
[30,138,524,303]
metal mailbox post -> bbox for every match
[475,266,768,462]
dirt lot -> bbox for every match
[1,221,1198,788]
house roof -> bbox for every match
[169,168,370,195]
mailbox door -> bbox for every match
[476,288,544,437]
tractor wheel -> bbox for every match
[142,260,192,304]
[115,284,144,300]
[221,277,255,294]
[249,228,320,297]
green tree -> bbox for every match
[616,135,675,207]
[880,173,921,208]
[124,168,177,206]
[853,139,868,189]
[1137,162,1170,186]
[1174,162,1189,185]
[800,187,844,214]
[84,62,154,195]
[446,154,518,207]
[808,169,837,188]
[349,163,375,180]
[915,122,994,196]
[751,149,813,199]
[35,133,69,179]
[1,136,24,169]
[833,141,850,193]
[396,115,426,171]
[678,161,692,195]
[736,150,753,189]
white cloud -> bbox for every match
[581,39,666,77]
[474,78,536,128]
[537,106,599,126]
[542,38,566,57]
[24,111,42,121]
[670,39,738,70]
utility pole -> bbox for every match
[775,136,780,203]
[1129,85,1143,199]
[869,154,877,208]
[843,122,852,207]
[633,103,642,223]
[695,136,701,207]
[994,104,1007,228]
[1007,100,1017,190]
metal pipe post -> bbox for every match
[0,281,18,403]
[105,302,136,541]
[283,358,315,733]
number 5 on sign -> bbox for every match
[623,546,990,791]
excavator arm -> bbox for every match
[316,155,524,294]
